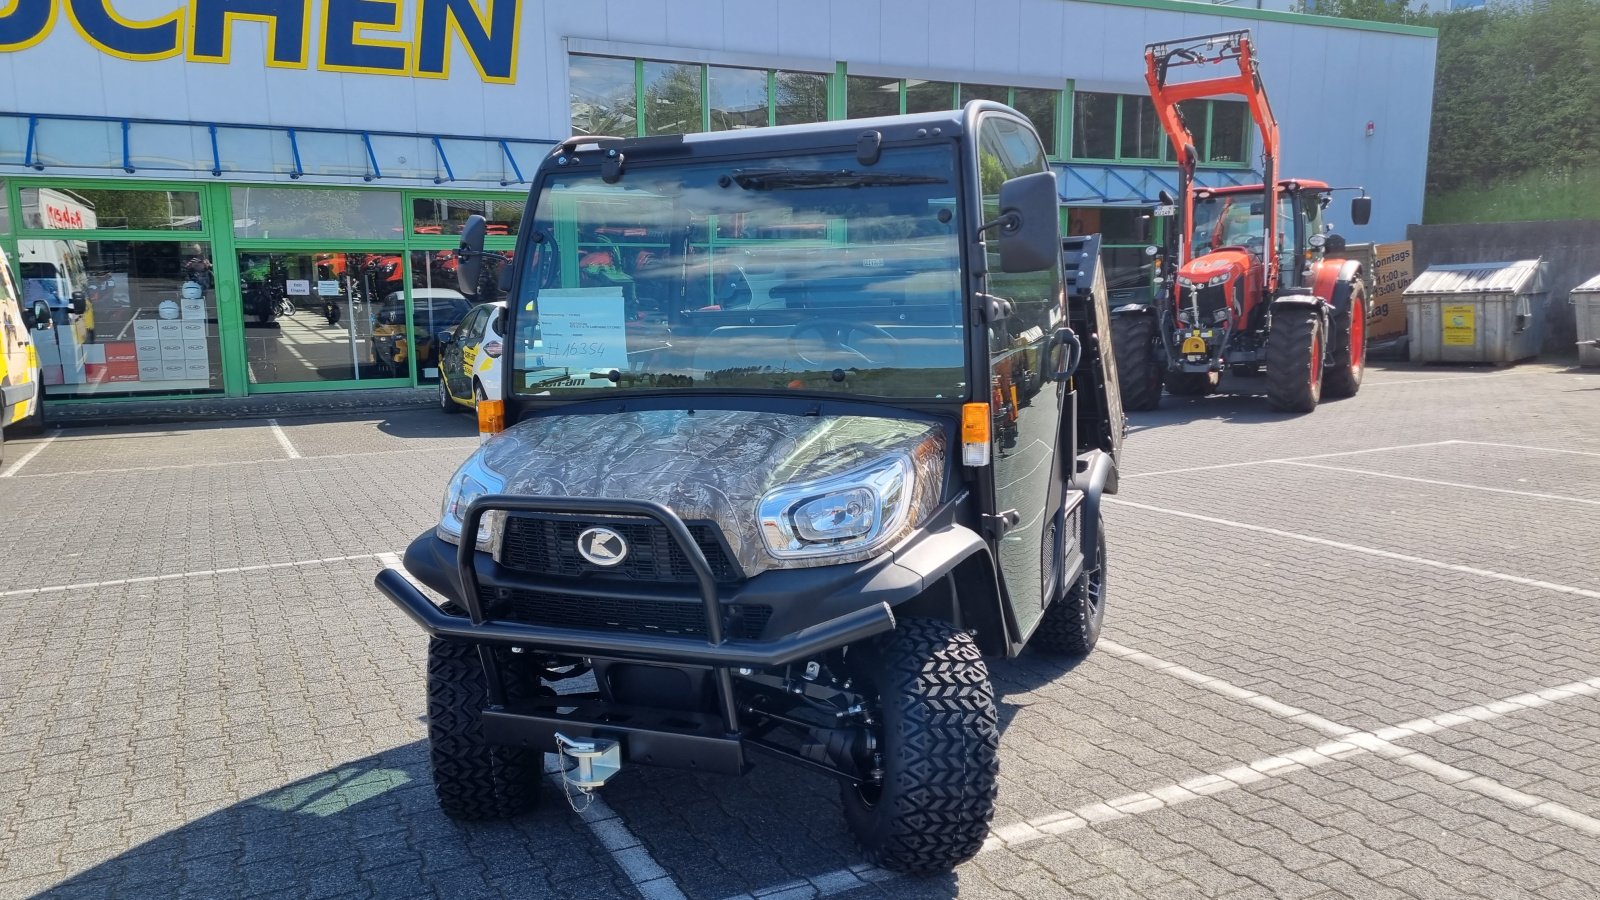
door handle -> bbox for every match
[1051,327,1082,382]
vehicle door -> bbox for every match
[476,306,506,401]
[1,257,38,425]
[977,113,1070,643]
[441,306,482,402]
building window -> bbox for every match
[905,79,956,114]
[0,179,9,234]
[643,62,704,136]
[18,238,220,396]
[19,186,202,231]
[1072,92,1250,165]
[569,55,638,137]
[1012,89,1058,158]
[709,66,770,131]
[230,187,402,241]
[774,71,828,126]
[411,197,523,236]
[1072,92,1118,160]
[848,75,900,119]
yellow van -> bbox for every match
[2,246,49,465]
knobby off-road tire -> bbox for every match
[1323,286,1367,399]
[1111,315,1163,411]
[427,615,541,820]
[1164,370,1218,396]
[1034,514,1107,659]
[1266,309,1325,413]
[842,617,999,874]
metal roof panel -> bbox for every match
[1403,260,1546,296]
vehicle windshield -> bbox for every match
[510,144,966,399]
[1190,191,1266,253]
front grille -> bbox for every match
[484,586,771,640]
[499,514,741,584]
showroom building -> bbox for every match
[0,0,1436,404]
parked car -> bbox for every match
[436,299,505,411]
[1,246,50,465]
[369,289,472,377]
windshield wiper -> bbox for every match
[729,168,948,190]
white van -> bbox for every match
[1,246,50,465]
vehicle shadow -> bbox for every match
[372,406,480,440]
[39,656,1074,899]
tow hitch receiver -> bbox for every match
[555,732,622,793]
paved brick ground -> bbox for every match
[1,361,1597,899]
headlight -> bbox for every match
[1177,277,1195,288]
[759,455,913,559]
[1207,273,1231,286]
[437,454,506,550]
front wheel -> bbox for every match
[1111,315,1163,411]
[11,380,46,436]
[841,618,998,873]
[426,630,541,820]
[1265,309,1325,413]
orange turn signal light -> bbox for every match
[961,403,992,466]
[477,399,506,437]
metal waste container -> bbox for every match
[1403,259,1548,364]
[1572,272,1600,368]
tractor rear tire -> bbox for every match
[1324,287,1367,399]
[427,613,541,820]
[1165,371,1219,396]
[1111,315,1163,411]
[842,618,998,873]
[1266,310,1325,413]
[1034,515,1107,659]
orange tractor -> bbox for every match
[1112,31,1373,413]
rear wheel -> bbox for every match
[1324,287,1367,399]
[841,618,998,873]
[1034,514,1107,659]
[1111,315,1163,411]
[439,378,462,413]
[1164,370,1219,396]
[1266,309,1325,413]
[12,380,45,436]
[474,381,488,408]
[427,619,541,820]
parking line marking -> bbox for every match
[1122,440,1460,480]
[1454,440,1600,459]
[1278,460,1600,507]
[0,552,388,598]
[267,418,302,459]
[1,445,469,478]
[545,757,688,900]
[1102,640,1600,836]
[723,665,1600,900]
[0,429,61,477]
[1106,497,1600,601]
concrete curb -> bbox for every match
[44,388,438,428]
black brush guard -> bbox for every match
[375,495,897,774]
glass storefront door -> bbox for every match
[237,251,411,385]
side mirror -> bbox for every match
[1325,234,1348,253]
[993,171,1062,274]
[436,330,455,345]
[456,214,487,298]
[69,290,87,315]
[1350,196,1372,227]
[24,299,51,330]
[1158,189,1175,206]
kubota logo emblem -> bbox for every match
[577,527,628,566]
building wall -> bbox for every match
[1,0,1435,240]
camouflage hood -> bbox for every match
[478,409,946,574]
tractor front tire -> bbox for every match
[1324,287,1367,399]
[427,621,541,820]
[1034,515,1107,659]
[1111,315,1163,411]
[842,618,998,874]
[1266,310,1326,413]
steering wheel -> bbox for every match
[1239,235,1266,258]
[788,320,902,368]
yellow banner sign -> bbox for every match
[1366,241,1414,339]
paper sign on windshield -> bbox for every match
[535,288,630,374]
